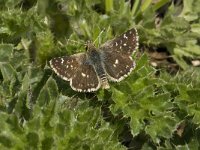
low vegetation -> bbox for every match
[0,0,200,149]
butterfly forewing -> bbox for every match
[101,28,139,55]
[49,53,85,81]
[70,64,100,92]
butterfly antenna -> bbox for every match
[65,38,84,46]
[93,28,106,45]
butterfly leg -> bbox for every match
[100,75,110,89]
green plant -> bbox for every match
[0,0,200,149]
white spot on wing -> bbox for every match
[49,59,71,81]
[123,34,128,39]
[61,58,64,64]
[115,59,119,64]
[134,28,139,50]
[106,60,136,82]
[81,73,86,77]
[69,69,101,92]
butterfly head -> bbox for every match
[85,41,96,52]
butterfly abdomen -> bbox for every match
[95,66,109,89]
[88,49,109,89]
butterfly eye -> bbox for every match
[85,41,94,51]
[85,45,89,51]
[85,45,88,51]
[84,41,89,50]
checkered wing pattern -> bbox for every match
[50,54,84,81]
[101,51,135,82]
[70,64,100,92]
[50,53,100,92]
[50,27,139,92]
[100,28,139,82]
[101,28,139,55]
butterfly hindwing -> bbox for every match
[102,51,135,82]
[70,64,100,92]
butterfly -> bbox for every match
[49,28,139,92]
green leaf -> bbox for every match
[153,0,170,11]
[130,116,144,136]
[131,0,141,16]
[188,104,200,124]
[141,0,152,12]
[191,23,200,34]
[0,63,17,81]
[145,115,176,143]
[187,89,200,102]
[37,77,59,106]
[26,132,39,149]
[179,0,199,21]
[105,0,113,13]
[0,44,13,61]
[0,0,200,149]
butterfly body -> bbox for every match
[50,28,139,92]
[86,42,110,89]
